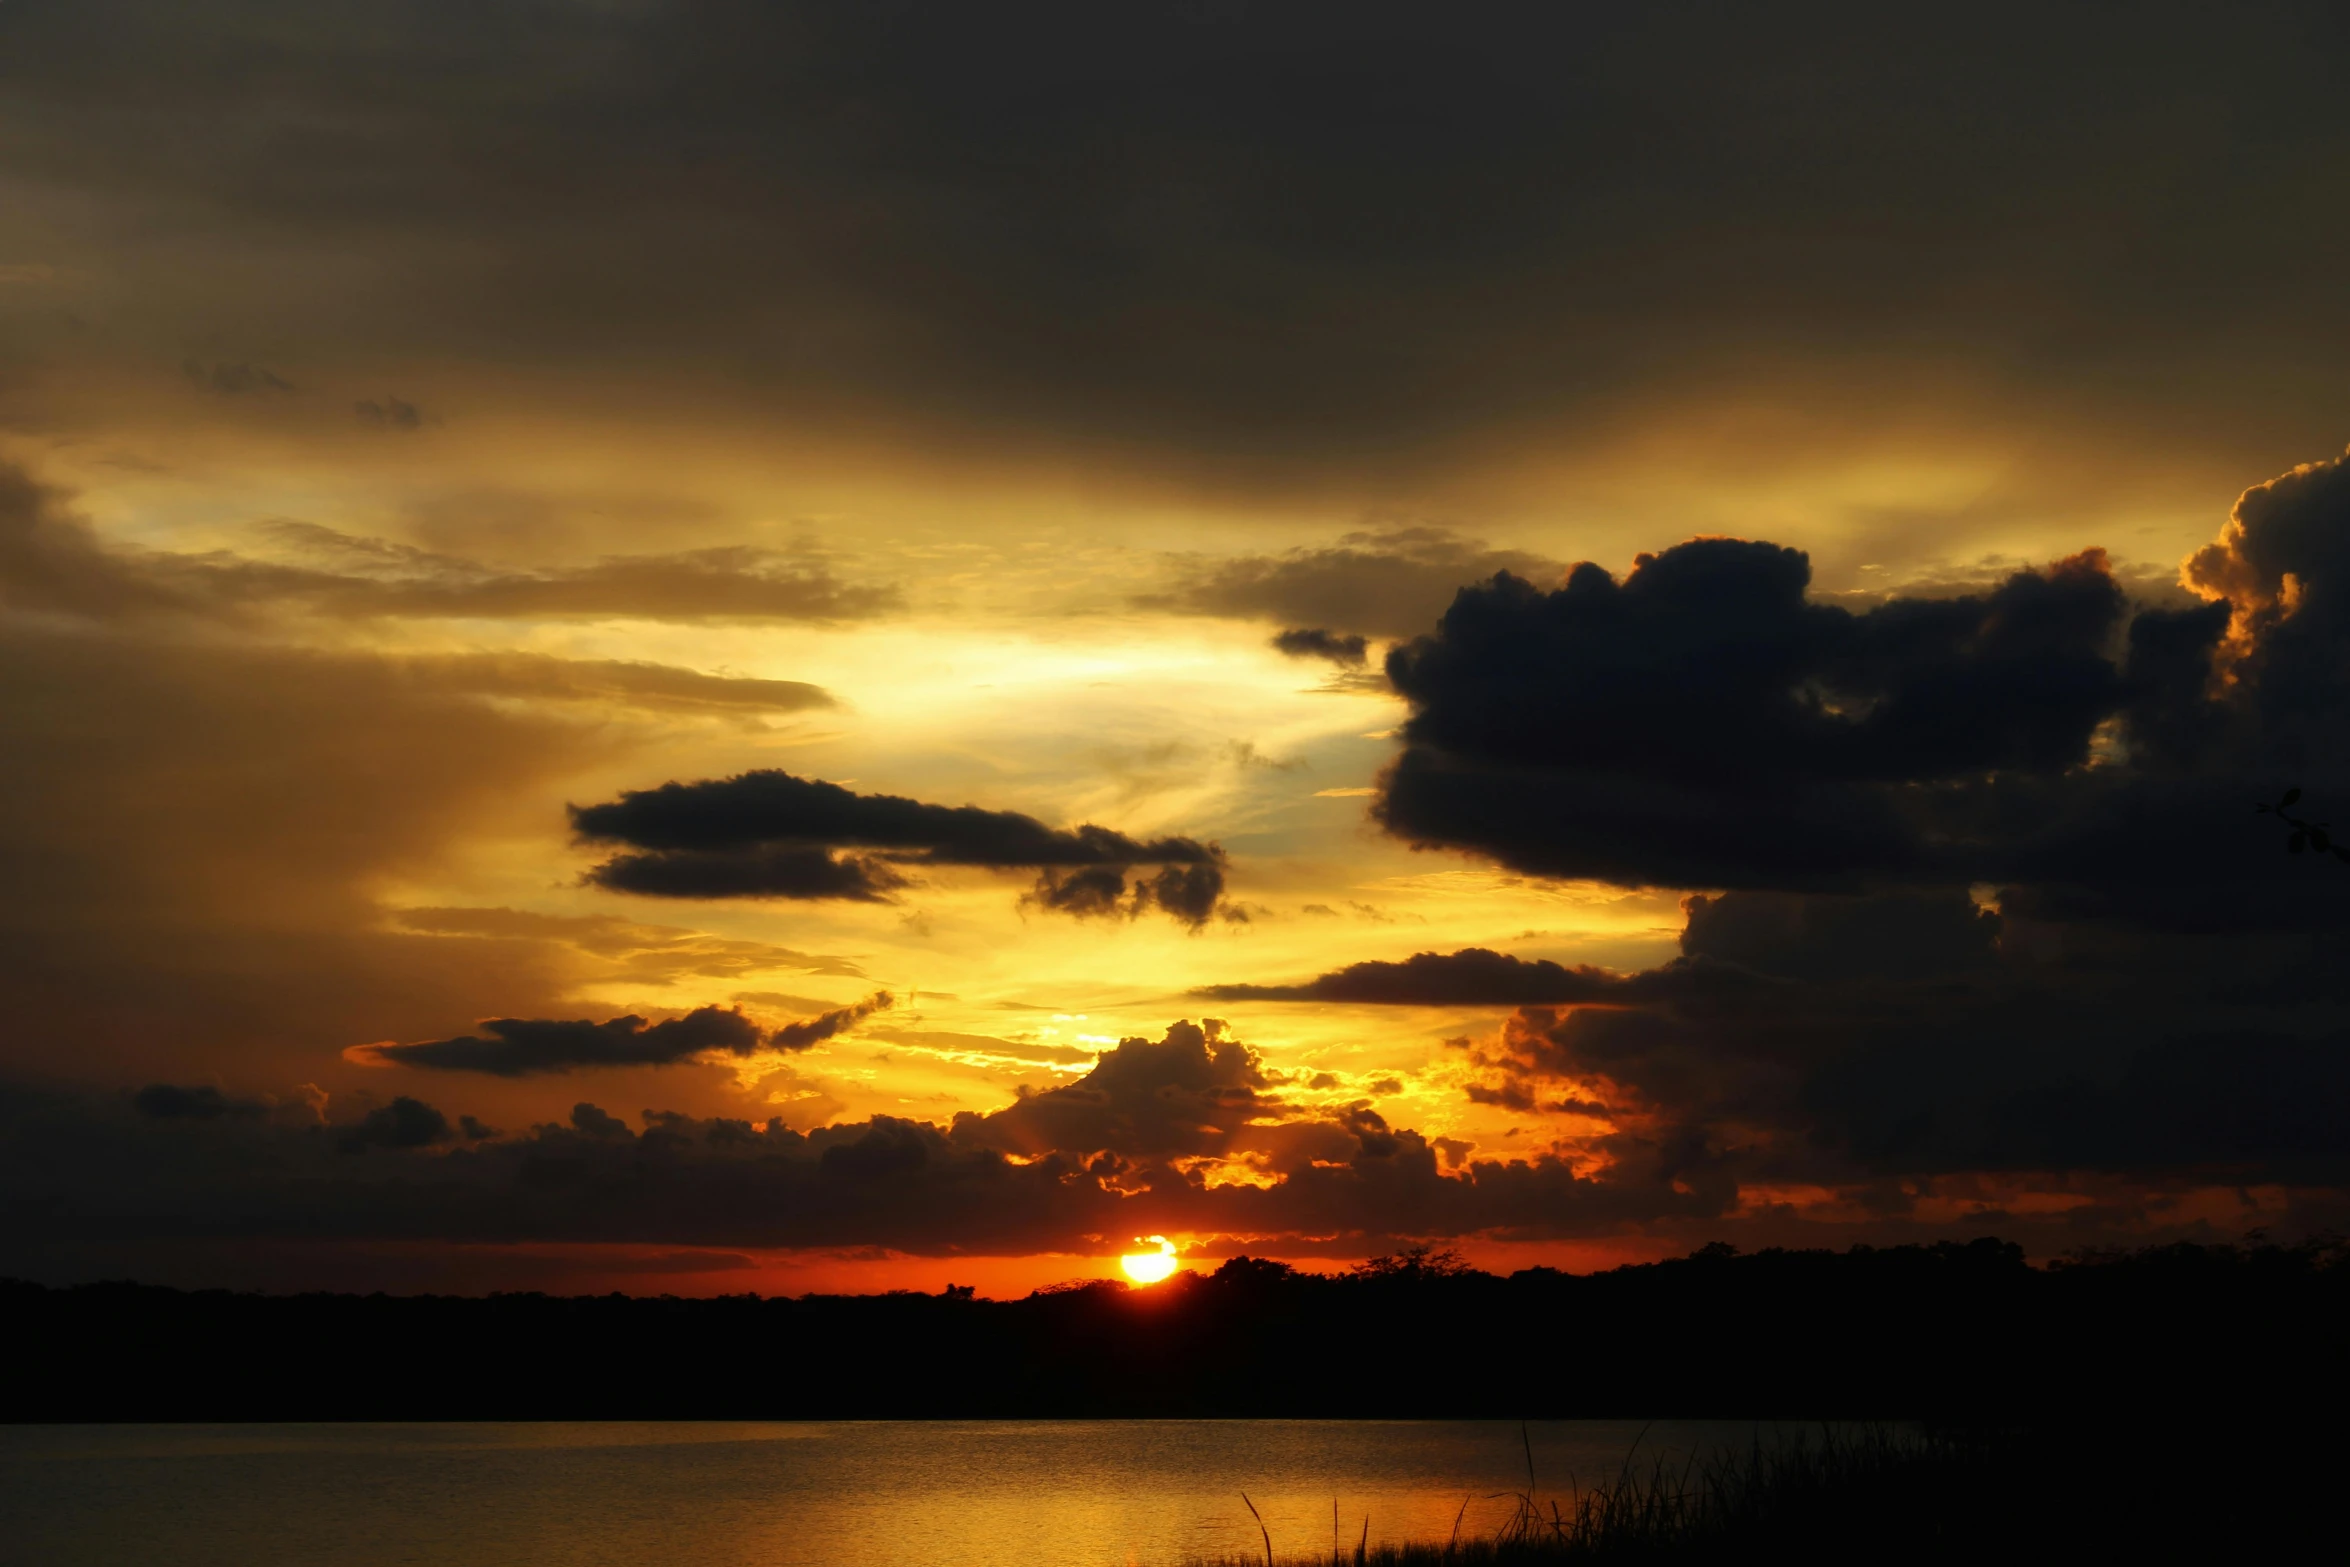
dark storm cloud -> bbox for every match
[1270,628,1369,667]
[572,770,1232,925]
[1376,541,2138,892]
[361,995,891,1075]
[1677,890,2000,984]
[1363,520,2350,934]
[18,4,2346,480]
[1365,884,2350,1193]
[1161,447,2350,1225]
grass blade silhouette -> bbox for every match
[1240,1492,1271,1567]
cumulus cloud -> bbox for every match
[572,770,1233,926]
[358,995,891,1075]
[1377,541,2147,892]
[956,1019,1274,1162]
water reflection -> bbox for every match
[2,1419,1813,1566]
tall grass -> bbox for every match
[1190,1423,1993,1565]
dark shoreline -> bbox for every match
[8,1236,2343,1424]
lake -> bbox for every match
[1,1419,1809,1565]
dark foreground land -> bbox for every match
[1188,1420,2337,1565]
[7,1238,2345,1561]
[6,1235,2344,1423]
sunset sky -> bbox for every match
[5,2,2349,1296]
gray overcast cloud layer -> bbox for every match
[3,2,2349,489]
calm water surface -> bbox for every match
[1,1419,1807,1566]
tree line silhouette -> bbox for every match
[7,1236,2341,1422]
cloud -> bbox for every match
[333,546,896,624]
[2182,446,2350,745]
[338,1096,452,1152]
[185,360,292,395]
[394,907,868,981]
[358,995,891,1075]
[956,1019,1274,1162]
[0,1020,1724,1264]
[1354,450,2350,944]
[0,597,630,1093]
[1271,628,1370,666]
[587,844,910,902]
[358,1006,765,1076]
[355,397,423,430]
[1198,947,1719,1005]
[572,770,1233,926]
[1202,896,2003,1129]
[769,994,896,1053]
[1171,528,1565,640]
[8,2,2350,517]
[0,462,192,621]
[132,1084,255,1121]
[0,470,898,629]
[1164,451,2350,1229]
[390,653,837,717]
[20,948,2350,1271]
[1374,540,2194,894]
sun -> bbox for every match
[1120,1236,1179,1285]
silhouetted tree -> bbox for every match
[2258,786,2350,862]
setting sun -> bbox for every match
[1120,1237,1179,1285]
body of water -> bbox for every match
[0,1419,1802,1565]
